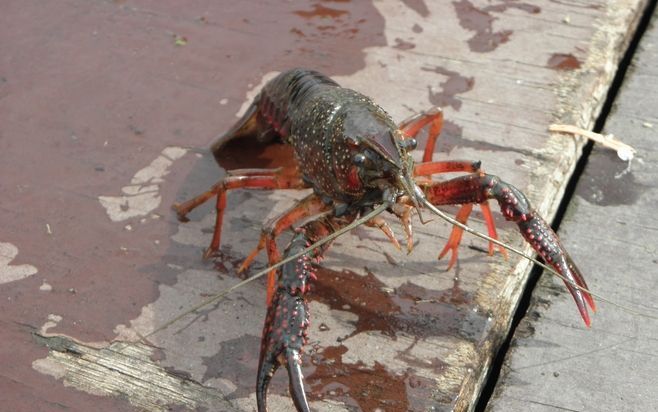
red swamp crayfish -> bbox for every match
[172,69,595,412]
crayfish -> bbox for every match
[173,68,595,412]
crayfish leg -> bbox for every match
[437,203,473,270]
[390,202,415,253]
[413,160,507,262]
[365,216,401,251]
[172,187,218,222]
[237,194,328,305]
[480,202,508,258]
[174,171,308,259]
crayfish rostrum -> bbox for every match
[173,68,595,412]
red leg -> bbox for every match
[414,160,507,259]
[173,168,283,219]
[172,169,309,259]
[420,172,595,326]
[365,216,401,251]
[390,201,415,253]
[238,194,329,305]
[437,203,473,270]
[398,107,444,162]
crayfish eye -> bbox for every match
[352,153,366,165]
[400,138,417,151]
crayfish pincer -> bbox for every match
[173,68,595,411]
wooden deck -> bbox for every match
[489,4,658,411]
[0,1,653,411]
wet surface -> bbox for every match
[547,53,582,70]
[422,65,475,111]
[418,112,532,158]
[415,65,534,156]
[287,1,383,59]
[311,267,476,340]
[453,0,541,53]
[576,148,647,206]
[434,120,535,156]
[401,0,431,17]
[308,345,411,411]
[184,258,486,410]
[393,38,417,50]
[304,267,479,411]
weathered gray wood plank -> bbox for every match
[489,6,658,411]
[0,0,649,411]
[32,332,239,412]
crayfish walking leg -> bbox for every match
[239,193,329,305]
[172,169,308,259]
[400,109,508,262]
[256,217,339,412]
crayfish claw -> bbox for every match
[256,354,278,412]
[518,216,595,326]
[256,227,318,411]
[564,255,596,325]
[256,349,310,412]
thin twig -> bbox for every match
[549,124,636,160]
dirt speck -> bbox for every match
[393,38,416,50]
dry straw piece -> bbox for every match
[549,124,636,161]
